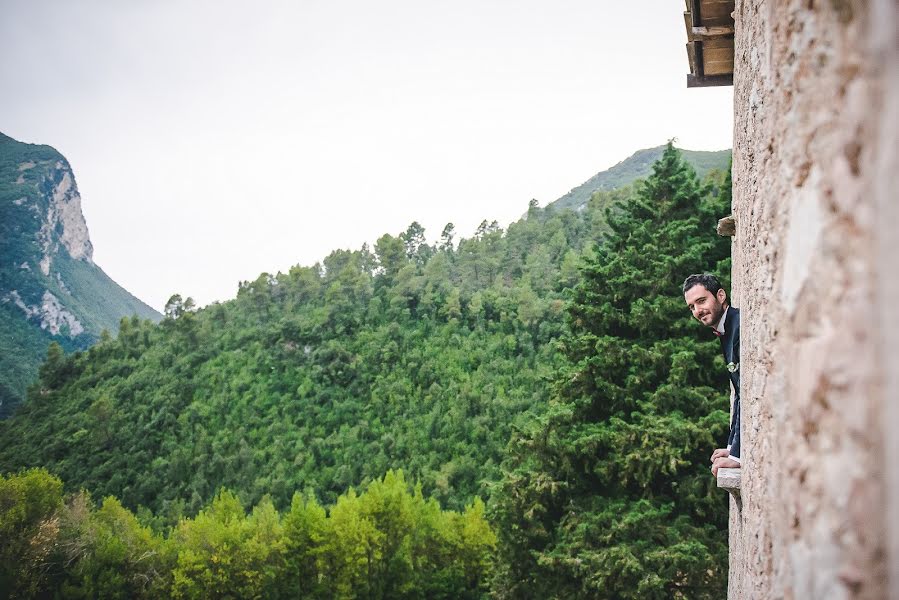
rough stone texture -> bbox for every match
[729,1,897,598]
[39,291,84,337]
[2,290,85,338]
[717,215,737,236]
[717,468,742,493]
[37,161,94,275]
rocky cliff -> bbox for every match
[0,132,160,417]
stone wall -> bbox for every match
[729,0,897,598]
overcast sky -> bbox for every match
[2,0,733,311]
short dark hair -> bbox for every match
[682,273,723,295]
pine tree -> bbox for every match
[491,143,732,599]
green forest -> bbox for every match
[0,144,733,598]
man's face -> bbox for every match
[684,285,727,328]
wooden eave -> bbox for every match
[684,0,735,88]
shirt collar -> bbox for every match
[716,306,729,335]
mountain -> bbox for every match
[549,145,731,211]
[0,132,160,417]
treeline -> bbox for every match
[1,469,494,599]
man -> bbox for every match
[683,274,741,477]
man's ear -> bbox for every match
[717,288,728,305]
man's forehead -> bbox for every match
[684,286,712,302]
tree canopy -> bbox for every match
[490,143,733,599]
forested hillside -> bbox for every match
[0,189,615,517]
[549,145,731,212]
[0,144,733,598]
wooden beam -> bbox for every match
[689,0,701,27]
[684,11,696,41]
[691,25,734,39]
[686,42,699,75]
[686,73,733,87]
[695,40,705,77]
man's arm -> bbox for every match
[710,394,742,475]
[712,455,740,476]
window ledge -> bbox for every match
[717,467,741,499]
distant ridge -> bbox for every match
[0,132,160,416]
[549,145,731,211]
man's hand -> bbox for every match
[710,448,730,462]
[711,457,740,476]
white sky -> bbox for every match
[1,0,733,311]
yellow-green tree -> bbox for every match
[0,469,63,598]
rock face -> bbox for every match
[0,290,83,334]
[0,133,160,416]
[38,164,94,275]
[729,1,898,598]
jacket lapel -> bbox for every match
[719,307,739,364]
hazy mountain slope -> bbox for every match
[549,145,731,211]
[0,132,160,416]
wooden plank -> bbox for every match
[705,61,735,76]
[700,3,735,17]
[700,0,735,16]
[703,47,734,61]
[703,37,734,50]
[699,0,735,26]
[703,46,734,74]
[687,73,734,88]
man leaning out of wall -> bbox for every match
[683,273,741,476]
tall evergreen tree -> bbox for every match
[491,143,732,599]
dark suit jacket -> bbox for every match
[719,307,740,459]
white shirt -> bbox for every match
[716,306,728,335]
